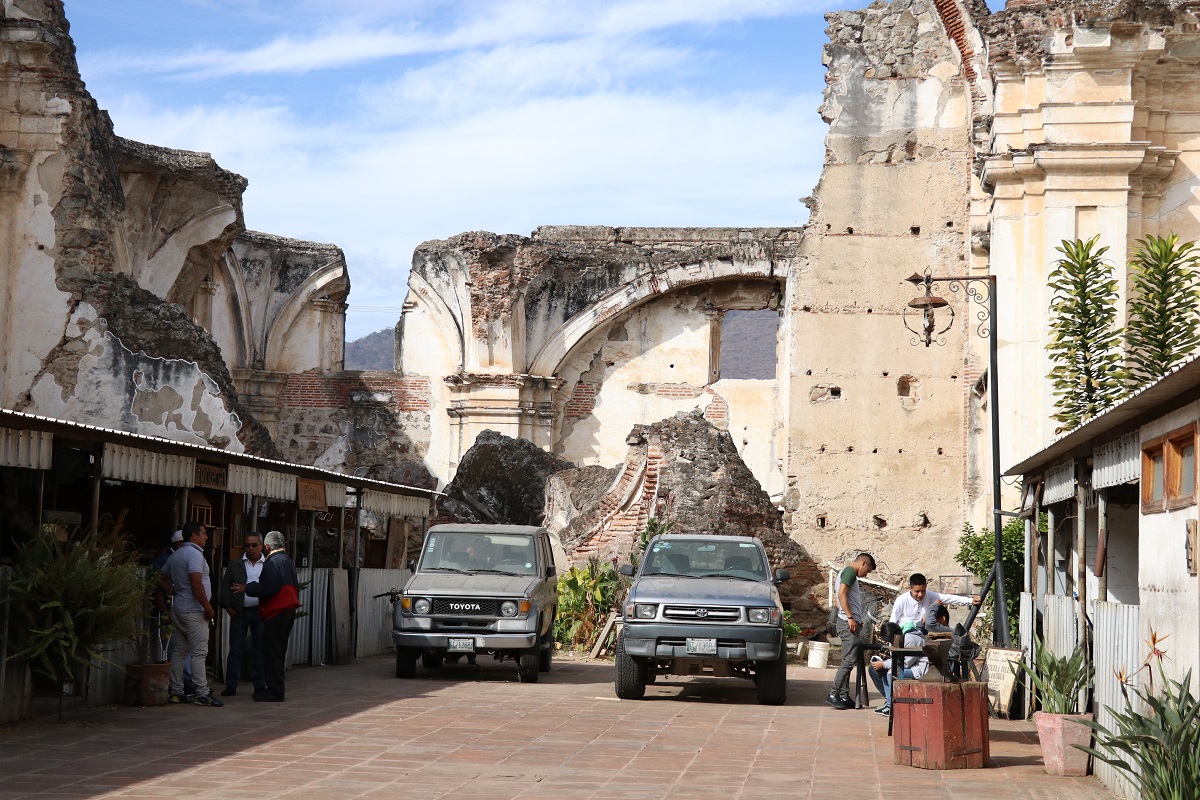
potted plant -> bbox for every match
[6,526,144,715]
[1080,633,1200,797]
[1012,635,1095,776]
[122,584,172,707]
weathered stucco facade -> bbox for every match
[391,0,1200,588]
[1,1,347,455]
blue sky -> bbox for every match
[67,0,1004,340]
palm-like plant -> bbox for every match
[1125,233,1200,386]
[1047,236,1126,432]
[1011,635,1093,715]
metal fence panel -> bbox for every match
[355,568,409,658]
[1042,594,1079,660]
[1019,592,1035,719]
[87,638,138,707]
[1093,602,1141,799]
[282,568,333,668]
[1044,460,1077,505]
[1093,433,1139,490]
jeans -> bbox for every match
[833,617,862,695]
[225,607,266,692]
[868,665,915,705]
[170,608,210,697]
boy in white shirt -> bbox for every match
[890,573,979,631]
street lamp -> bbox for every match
[903,268,1011,648]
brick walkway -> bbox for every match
[0,656,1115,799]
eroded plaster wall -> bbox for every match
[783,0,976,582]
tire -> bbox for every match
[422,652,444,670]
[517,651,540,683]
[644,666,657,685]
[755,653,788,706]
[614,633,646,700]
[395,647,417,679]
[445,653,463,664]
[539,641,553,672]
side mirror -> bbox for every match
[774,569,791,583]
[545,565,556,578]
[618,563,635,577]
[407,559,416,572]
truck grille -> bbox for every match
[662,605,740,622]
[431,598,500,616]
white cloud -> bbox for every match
[88,0,834,79]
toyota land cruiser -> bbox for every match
[392,524,558,683]
[615,534,790,704]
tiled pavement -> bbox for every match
[0,656,1114,799]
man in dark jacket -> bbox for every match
[218,531,268,697]
[239,530,300,702]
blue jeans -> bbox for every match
[225,607,267,692]
[869,665,915,705]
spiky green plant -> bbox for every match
[1125,233,1200,387]
[1010,634,1093,715]
[1047,236,1126,432]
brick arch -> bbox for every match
[526,260,784,378]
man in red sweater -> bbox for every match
[238,530,300,702]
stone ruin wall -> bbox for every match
[781,0,979,585]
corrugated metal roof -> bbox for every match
[0,407,439,502]
[1006,353,1200,477]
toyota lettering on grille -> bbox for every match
[449,602,482,612]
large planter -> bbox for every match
[1034,711,1093,776]
[123,663,171,707]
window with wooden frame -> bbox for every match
[1142,424,1197,512]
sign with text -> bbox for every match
[985,647,1024,718]
[194,463,227,491]
[296,478,329,512]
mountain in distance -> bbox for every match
[344,327,395,371]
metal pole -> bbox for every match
[1075,479,1088,647]
[90,444,104,532]
[988,276,1011,647]
[1046,505,1057,596]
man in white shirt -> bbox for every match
[218,531,268,697]
[890,573,980,631]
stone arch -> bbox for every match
[263,264,347,372]
[527,258,783,377]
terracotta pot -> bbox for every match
[123,663,171,707]
[1034,711,1093,776]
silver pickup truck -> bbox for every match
[616,534,790,704]
[392,524,558,683]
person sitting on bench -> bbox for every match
[868,621,930,716]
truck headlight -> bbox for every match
[500,600,518,617]
[748,608,779,624]
[635,604,657,619]
[413,598,431,615]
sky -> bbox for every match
[66,0,1006,341]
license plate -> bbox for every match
[686,638,717,655]
[447,638,475,653]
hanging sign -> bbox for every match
[297,478,329,512]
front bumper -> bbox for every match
[392,631,538,650]
[621,622,782,661]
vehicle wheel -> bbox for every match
[446,653,463,664]
[614,633,646,700]
[517,651,540,683]
[395,647,417,679]
[422,652,444,670]
[538,634,553,673]
[644,666,656,685]
[755,653,788,706]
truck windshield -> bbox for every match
[419,531,538,576]
[642,539,768,580]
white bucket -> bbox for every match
[807,641,831,669]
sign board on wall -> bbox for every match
[985,647,1024,718]
[297,478,329,512]
[195,463,227,491]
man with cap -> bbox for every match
[237,531,300,702]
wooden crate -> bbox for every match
[893,681,990,770]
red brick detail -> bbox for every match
[564,381,597,419]
[931,0,982,114]
[278,372,432,412]
[703,391,730,430]
[652,383,703,399]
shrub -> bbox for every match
[1011,634,1092,715]
[956,514,1034,640]
[554,559,622,650]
